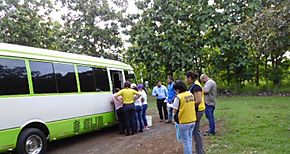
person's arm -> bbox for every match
[192,85,202,106]
[114,91,122,100]
[194,91,202,106]
[164,86,168,97]
[152,87,158,97]
[133,90,141,100]
[172,97,179,113]
[203,81,211,95]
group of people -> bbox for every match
[111,71,217,154]
[152,71,217,154]
[112,82,149,136]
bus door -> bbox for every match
[109,69,124,93]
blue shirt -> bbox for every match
[167,82,176,103]
[152,85,168,99]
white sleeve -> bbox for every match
[172,97,180,110]
[142,91,147,102]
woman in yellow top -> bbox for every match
[172,80,197,154]
[115,81,141,136]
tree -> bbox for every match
[233,1,290,86]
[127,0,216,82]
[58,0,128,60]
[0,0,61,50]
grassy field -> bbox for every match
[206,96,290,154]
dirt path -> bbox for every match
[47,107,223,154]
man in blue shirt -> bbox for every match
[166,76,176,123]
[152,81,168,122]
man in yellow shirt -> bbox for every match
[115,81,141,136]
[172,80,196,154]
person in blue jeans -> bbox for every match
[200,74,217,135]
[138,84,149,129]
[172,80,197,154]
[133,86,144,132]
[166,76,176,123]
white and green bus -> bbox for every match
[0,43,135,153]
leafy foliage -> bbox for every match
[57,0,128,60]
[0,0,61,50]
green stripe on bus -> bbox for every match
[0,91,112,99]
[0,112,116,152]
[0,49,131,69]
[74,64,81,93]
[0,128,21,153]
[25,59,34,95]
[47,112,116,141]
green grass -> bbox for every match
[207,96,290,154]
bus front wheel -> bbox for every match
[16,128,47,154]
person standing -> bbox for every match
[138,84,149,129]
[115,81,141,136]
[166,76,176,123]
[200,74,217,136]
[133,86,144,132]
[186,71,205,154]
[172,80,196,154]
[111,88,125,134]
[152,81,168,122]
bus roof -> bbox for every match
[0,43,133,70]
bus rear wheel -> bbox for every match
[16,128,47,154]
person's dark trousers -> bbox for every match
[193,111,205,154]
[116,107,125,133]
[141,104,148,127]
[157,98,168,120]
[205,104,215,133]
[135,106,143,131]
[123,104,136,135]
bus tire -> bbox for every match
[16,128,47,154]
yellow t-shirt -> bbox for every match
[195,80,206,111]
[177,91,197,124]
[116,88,139,104]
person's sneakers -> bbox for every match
[203,131,215,136]
[144,126,150,130]
[159,119,163,122]
[165,120,172,123]
[139,129,143,132]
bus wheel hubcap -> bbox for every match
[25,135,43,154]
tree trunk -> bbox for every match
[255,63,260,86]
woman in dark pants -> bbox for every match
[115,82,141,136]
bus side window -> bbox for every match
[77,66,96,92]
[0,58,29,95]
[30,61,57,94]
[93,68,110,92]
[53,63,77,93]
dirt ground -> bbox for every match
[47,107,222,154]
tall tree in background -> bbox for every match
[0,0,61,50]
[58,0,128,60]
[233,1,290,86]
[127,0,215,82]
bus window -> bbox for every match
[30,61,57,93]
[0,58,29,95]
[77,66,96,92]
[53,63,77,93]
[93,68,110,92]
[124,70,136,82]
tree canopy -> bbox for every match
[0,0,289,87]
